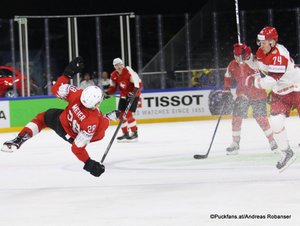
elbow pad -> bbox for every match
[254,75,277,90]
[57,84,70,99]
[74,130,93,148]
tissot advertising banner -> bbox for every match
[135,90,213,119]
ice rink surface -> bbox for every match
[0,117,300,226]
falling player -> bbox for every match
[1,57,118,177]
[105,58,142,141]
[244,26,299,171]
[224,43,278,155]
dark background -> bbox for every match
[1,0,300,18]
[1,0,300,91]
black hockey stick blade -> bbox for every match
[193,101,226,160]
[193,154,208,159]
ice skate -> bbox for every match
[269,139,278,153]
[226,141,239,155]
[117,132,130,142]
[1,133,30,153]
[128,131,138,141]
[276,147,296,172]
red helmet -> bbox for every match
[257,26,278,42]
[233,43,251,61]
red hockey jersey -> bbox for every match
[52,75,109,162]
[224,60,267,100]
[107,67,142,97]
[256,44,290,81]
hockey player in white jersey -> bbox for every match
[244,26,299,171]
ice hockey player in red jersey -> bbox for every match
[244,26,299,171]
[1,57,118,177]
[106,58,142,141]
[224,43,278,155]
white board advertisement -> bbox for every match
[135,90,214,119]
[0,101,10,128]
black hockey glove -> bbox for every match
[222,90,232,102]
[83,158,105,177]
[64,56,84,78]
[103,91,110,99]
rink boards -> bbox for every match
[0,88,298,132]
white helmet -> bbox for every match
[113,58,123,66]
[80,86,103,109]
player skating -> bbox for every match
[224,43,278,155]
[244,26,299,171]
[1,57,118,177]
[105,58,142,141]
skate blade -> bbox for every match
[226,151,239,156]
[278,156,297,173]
[1,144,17,153]
[117,138,138,143]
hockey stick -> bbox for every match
[235,0,241,44]
[234,0,245,65]
[100,87,139,163]
[194,1,240,160]
[193,103,226,159]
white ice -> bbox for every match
[0,117,300,226]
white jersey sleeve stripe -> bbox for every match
[127,66,141,88]
[224,67,231,78]
[25,122,39,136]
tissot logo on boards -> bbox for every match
[143,95,203,107]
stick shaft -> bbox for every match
[235,0,241,44]
[100,88,138,163]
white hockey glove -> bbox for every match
[105,110,120,121]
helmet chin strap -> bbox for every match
[266,42,275,55]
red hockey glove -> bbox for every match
[233,43,252,61]
[83,158,105,177]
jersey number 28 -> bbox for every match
[67,110,80,134]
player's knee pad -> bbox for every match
[270,114,285,133]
